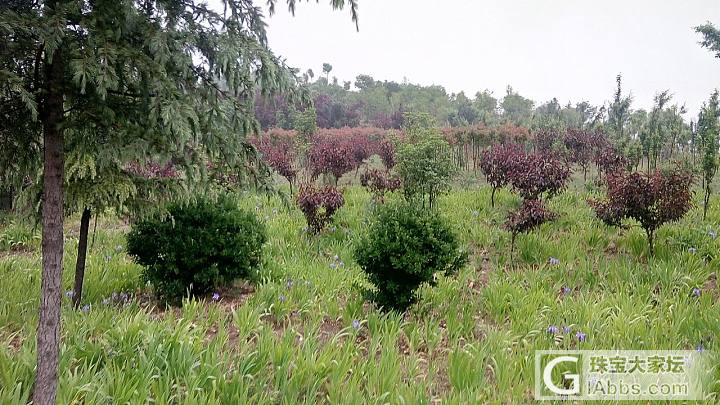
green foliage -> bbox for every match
[698,90,720,219]
[127,197,266,304]
[395,113,457,208]
[0,220,39,252]
[292,106,318,138]
[500,86,534,126]
[607,74,632,146]
[354,200,467,311]
[695,22,720,59]
[1,187,720,402]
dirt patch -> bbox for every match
[703,273,717,295]
[317,316,345,344]
[0,246,37,260]
[216,281,255,311]
[8,334,22,351]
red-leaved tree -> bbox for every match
[594,145,628,182]
[509,152,571,200]
[308,135,354,184]
[563,130,596,181]
[588,168,694,255]
[360,169,402,201]
[253,133,298,192]
[504,199,556,253]
[296,184,345,233]
[479,143,524,207]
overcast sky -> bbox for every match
[263,0,720,118]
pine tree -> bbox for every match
[0,1,358,403]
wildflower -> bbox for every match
[561,286,571,295]
[279,294,286,303]
[472,210,479,217]
[709,230,717,239]
[696,343,705,353]
[104,254,112,262]
[272,208,278,215]
[563,326,571,334]
[333,255,340,261]
[65,290,75,298]
[81,304,91,313]
[338,261,345,268]
[692,288,701,298]
[688,247,697,254]
[547,325,559,334]
[286,279,294,289]
[329,262,337,269]
[576,331,586,342]
[352,319,361,330]
[549,257,560,265]
[115,245,123,252]
[102,298,110,305]
[211,292,220,302]
[304,280,312,287]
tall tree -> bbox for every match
[697,90,719,220]
[0,1,357,403]
[607,74,632,147]
[500,86,534,126]
[473,90,498,124]
[322,62,333,81]
[645,91,672,170]
[695,22,720,59]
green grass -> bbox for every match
[0,182,719,403]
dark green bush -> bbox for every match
[354,200,467,311]
[127,197,266,304]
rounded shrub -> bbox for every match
[127,197,266,304]
[354,200,467,312]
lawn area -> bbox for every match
[0,183,719,403]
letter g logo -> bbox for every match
[543,355,580,395]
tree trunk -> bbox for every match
[34,36,65,405]
[647,230,655,257]
[0,187,12,212]
[72,208,91,309]
[491,187,496,208]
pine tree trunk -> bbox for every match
[72,208,91,309]
[0,187,12,212]
[34,37,65,405]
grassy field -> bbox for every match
[0,180,719,403]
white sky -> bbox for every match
[263,0,720,118]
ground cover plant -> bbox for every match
[1,178,719,403]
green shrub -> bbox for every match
[127,197,266,304]
[395,112,457,208]
[354,200,467,311]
